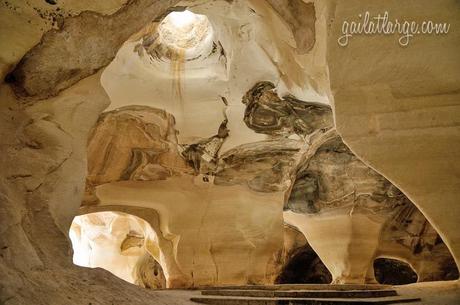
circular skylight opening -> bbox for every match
[157,10,214,59]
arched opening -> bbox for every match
[276,245,332,284]
[69,212,167,289]
[283,133,459,285]
[2,0,459,303]
[373,258,418,285]
[13,0,460,291]
[73,1,324,288]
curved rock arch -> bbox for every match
[283,129,458,284]
[373,257,419,285]
[324,0,460,273]
[78,205,190,288]
[1,1,459,304]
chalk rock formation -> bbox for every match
[70,211,166,289]
[240,80,457,285]
[7,0,180,100]
[81,105,306,288]
[1,0,459,304]
[326,0,460,271]
[79,85,457,287]
[275,224,332,284]
[84,105,191,205]
[284,134,458,284]
[378,205,459,282]
[242,81,333,136]
[265,0,316,54]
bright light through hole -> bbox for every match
[157,9,213,53]
[167,10,197,29]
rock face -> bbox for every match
[80,105,306,288]
[378,205,459,282]
[84,105,191,205]
[265,0,316,54]
[326,0,460,272]
[70,211,167,289]
[135,253,167,289]
[239,83,456,284]
[215,139,302,192]
[242,81,333,137]
[181,119,230,174]
[0,74,193,305]
[284,134,457,284]
[286,136,408,216]
[7,0,180,101]
[79,95,456,287]
[1,0,459,303]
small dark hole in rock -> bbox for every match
[4,73,15,83]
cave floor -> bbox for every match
[393,281,460,305]
[147,282,460,305]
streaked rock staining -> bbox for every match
[286,136,408,217]
[378,205,459,282]
[181,119,229,174]
[84,105,192,205]
[77,85,457,287]
[1,1,458,304]
[242,81,333,137]
[284,134,458,284]
[214,138,302,192]
[80,106,294,287]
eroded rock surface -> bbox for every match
[70,211,167,289]
[0,74,194,304]
[7,0,179,100]
[81,93,458,288]
[1,0,459,302]
[135,253,167,289]
[327,0,460,271]
[181,119,229,174]
[379,205,459,282]
[82,105,295,288]
[80,87,458,288]
[242,81,333,137]
[286,136,408,217]
[215,138,302,192]
[84,105,191,205]
[265,0,316,54]
[285,134,458,284]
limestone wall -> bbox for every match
[325,0,460,270]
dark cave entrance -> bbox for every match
[276,245,332,284]
[373,258,418,285]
